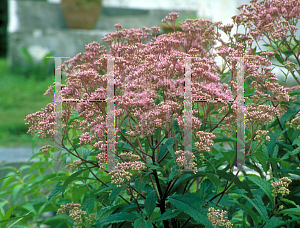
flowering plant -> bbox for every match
[23,0,300,227]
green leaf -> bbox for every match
[289,89,300,96]
[232,200,259,227]
[217,170,252,197]
[262,44,277,50]
[144,191,156,218]
[0,211,33,225]
[110,187,124,205]
[281,198,297,207]
[239,194,269,222]
[213,136,236,143]
[263,217,285,228]
[279,105,300,127]
[47,181,63,203]
[155,210,181,221]
[252,150,268,173]
[167,165,179,182]
[198,179,214,200]
[262,144,269,160]
[158,137,175,162]
[280,207,300,216]
[82,198,95,212]
[282,50,293,57]
[82,148,91,159]
[134,218,153,228]
[247,176,273,205]
[274,53,284,64]
[61,168,89,198]
[0,171,20,183]
[266,133,279,158]
[271,144,279,159]
[173,119,181,135]
[167,142,176,161]
[173,172,221,192]
[282,146,300,160]
[96,212,139,226]
[293,138,300,147]
[1,205,15,228]
[168,193,213,227]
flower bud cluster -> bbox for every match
[57,202,92,227]
[176,110,202,130]
[254,130,270,142]
[194,131,216,152]
[207,207,233,228]
[272,177,292,197]
[289,114,300,130]
[79,132,91,145]
[96,152,107,169]
[106,152,146,187]
[175,150,197,174]
[109,170,132,187]
[118,151,139,162]
[245,104,281,125]
[39,145,52,154]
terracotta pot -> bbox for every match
[61,0,102,29]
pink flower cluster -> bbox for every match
[271,177,292,196]
[194,131,216,152]
[175,150,197,173]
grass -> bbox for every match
[0,57,54,147]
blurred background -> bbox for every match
[0,0,299,164]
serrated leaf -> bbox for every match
[263,217,285,228]
[239,194,269,222]
[82,198,95,211]
[272,144,279,158]
[281,198,297,207]
[0,210,33,225]
[289,89,300,96]
[282,50,293,57]
[267,133,279,158]
[134,218,153,228]
[279,105,300,127]
[217,170,252,197]
[274,53,284,64]
[280,207,300,215]
[47,181,63,203]
[168,193,213,227]
[145,191,156,217]
[158,137,175,162]
[0,171,20,183]
[167,165,179,182]
[252,150,268,173]
[82,149,91,159]
[262,44,277,50]
[110,187,124,205]
[293,138,300,147]
[173,119,181,135]
[155,210,181,221]
[96,212,139,226]
[2,204,15,228]
[198,179,214,200]
[247,176,273,205]
[61,168,89,198]
[233,200,259,227]
[173,172,221,192]
[262,144,269,159]
[282,146,300,160]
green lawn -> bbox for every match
[0,57,54,147]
